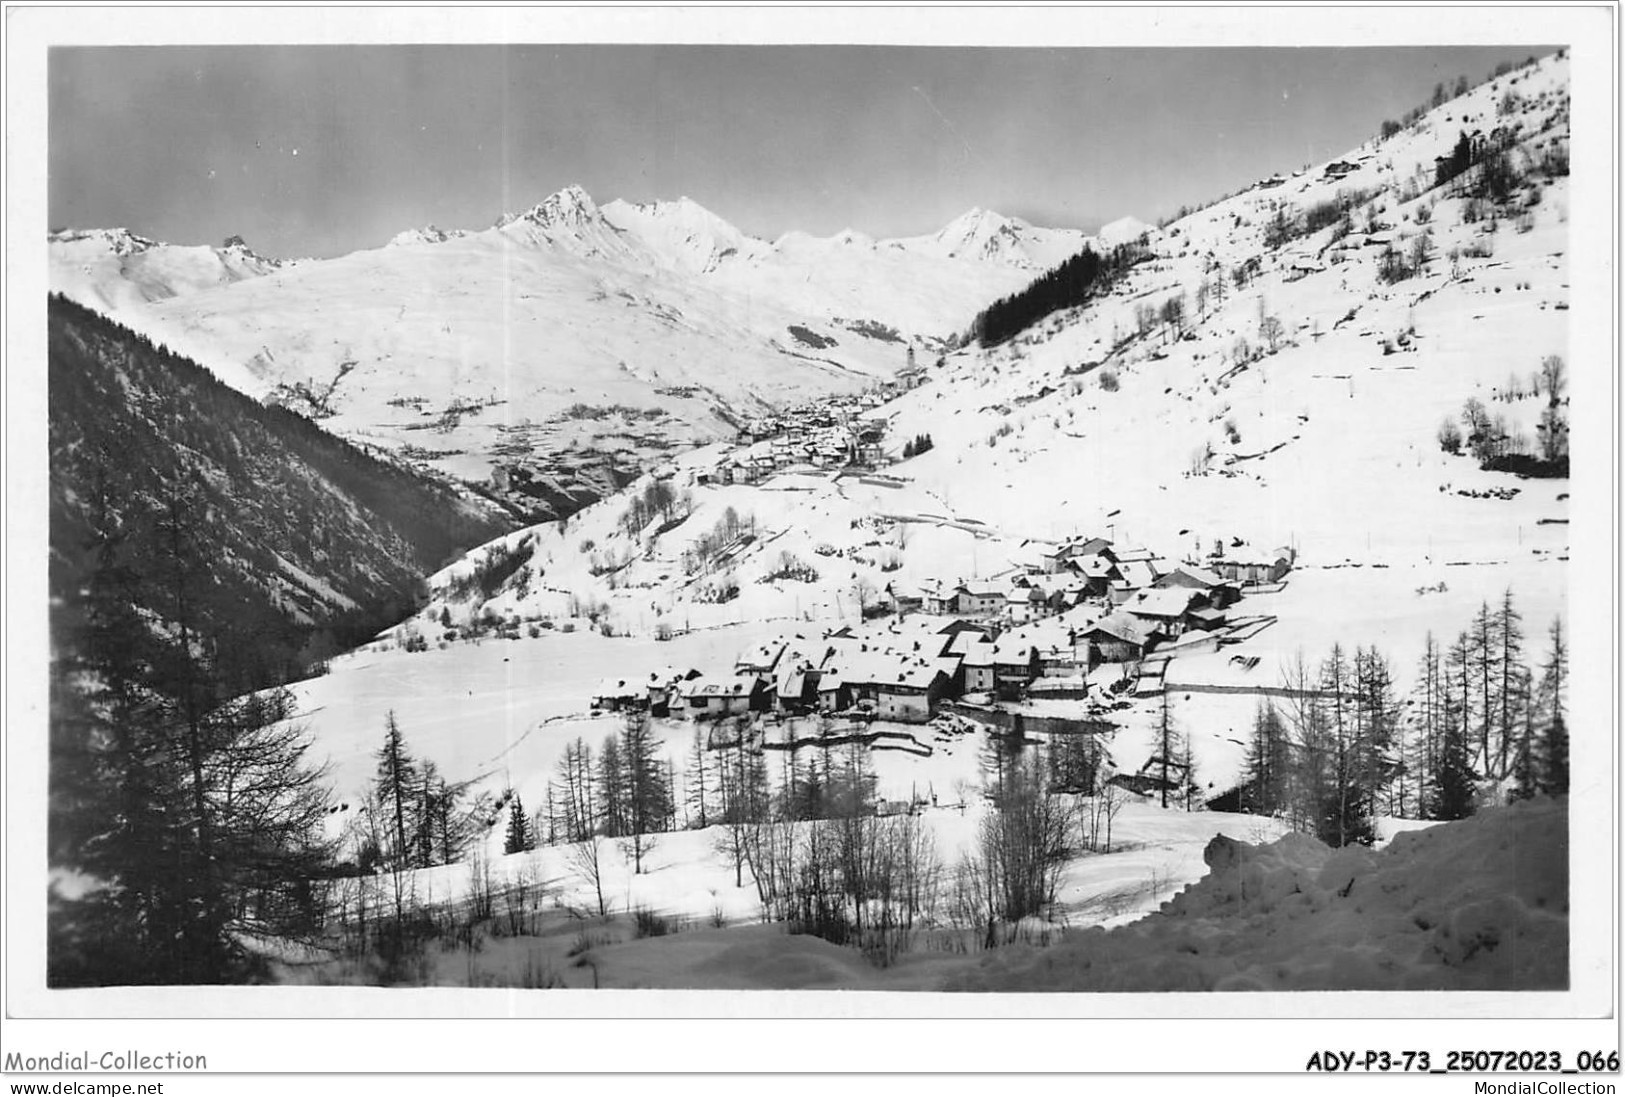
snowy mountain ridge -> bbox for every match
[50,186,1128,516]
[386,224,466,248]
[49,226,288,314]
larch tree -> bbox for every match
[684,726,711,829]
[1153,690,1185,810]
[618,713,668,873]
[1537,616,1568,796]
[1493,588,1526,780]
[1410,633,1446,817]
[373,711,420,871]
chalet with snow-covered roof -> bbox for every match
[774,661,819,714]
[733,457,770,485]
[991,639,1040,701]
[678,677,759,718]
[1123,587,1208,637]
[1081,613,1158,665]
[1152,564,1240,608]
[817,643,954,723]
[876,660,953,723]
[1072,559,1124,591]
[1005,585,1048,623]
[1322,159,1359,179]
[921,580,957,616]
[1112,556,1161,592]
[591,676,645,712]
[738,419,780,445]
[812,443,846,468]
[814,667,848,713]
[1040,536,1115,574]
[1035,631,1089,676]
[644,666,703,717]
[1209,547,1294,585]
[883,581,922,615]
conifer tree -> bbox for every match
[1319,645,1371,846]
[1411,633,1446,815]
[504,794,535,855]
[374,712,419,870]
[1153,690,1184,810]
[1537,616,1568,796]
[1244,701,1291,815]
[1493,588,1526,780]
[685,726,712,829]
[1353,646,1400,825]
[1430,709,1478,820]
[1509,665,1541,801]
[618,714,668,873]
[597,734,626,838]
[1431,632,1479,820]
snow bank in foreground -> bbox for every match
[952,798,1567,992]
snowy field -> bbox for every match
[275,797,1571,994]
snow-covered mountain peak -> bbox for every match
[387,224,464,248]
[602,195,768,272]
[930,206,1028,257]
[892,205,1093,270]
[1095,215,1154,249]
[219,234,284,267]
[940,204,1015,236]
[601,195,741,240]
[496,184,601,231]
[49,226,159,257]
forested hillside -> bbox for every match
[47,294,521,983]
[49,293,515,683]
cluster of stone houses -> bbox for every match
[905,536,1292,630]
[697,370,933,487]
[593,535,1294,727]
[592,627,964,726]
[703,416,890,485]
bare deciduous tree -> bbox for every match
[567,837,609,918]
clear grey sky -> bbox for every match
[50,44,1554,259]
